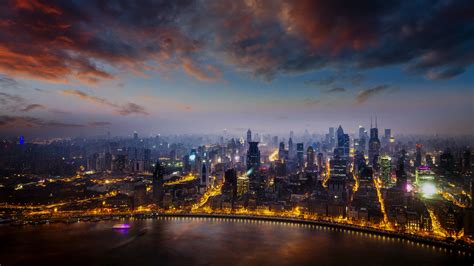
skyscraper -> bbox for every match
[296,143,304,167]
[380,155,392,185]
[201,163,208,186]
[223,168,237,208]
[396,154,408,191]
[246,129,252,144]
[246,141,260,173]
[306,146,315,170]
[152,160,164,206]
[288,137,294,159]
[358,126,366,153]
[415,144,423,168]
[368,119,381,169]
[336,125,350,158]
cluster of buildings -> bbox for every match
[0,125,473,241]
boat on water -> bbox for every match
[113,223,130,229]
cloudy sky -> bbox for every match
[0,0,473,138]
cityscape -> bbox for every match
[1,0,473,265]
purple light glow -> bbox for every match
[417,165,430,171]
[113,223,130,229]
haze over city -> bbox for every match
[1,1,474,265]
[0,0,473,138]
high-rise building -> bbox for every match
[278,142,287,162]
[415,144,423,168]
[336,125,350,158]
[368,119,381,169]
[384,129,391,140]
[306,146,315,170]
[246,142,260,173]
[223,169,238,207]
[317,152,324,172]
[296,143,304,167]
[288,137,294,159]
[201,163,208,186]
[152,160,165,206]
[330,152,348,180]
[380,155,392,185]
[329,127,336,149]
[396,154,407,191]
[237,175,249,196]
[246,129,252,144]
[357,126,367,153]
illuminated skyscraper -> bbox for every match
[246,142,260,173]
[415,144,423,168]
[296,143,304,167]
[152,160,164,206]
[358,126,366,153]
[380,155,392,185]
[368,118,381,169]
[288,137,294,159]
[336,125,350,158]
[223,168,238,208]
[396,153,408,191]
[201,163,208,186]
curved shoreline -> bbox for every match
[154,212,473,255]
[6,212,473,255]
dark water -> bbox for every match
[0,217,471,266]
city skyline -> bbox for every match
[0,0,473,137]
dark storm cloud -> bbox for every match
[20,103,46,112]
[0,115,84,128]
[0,0,204,83]
[0,0,472,83]
[193,0,473,80]
[356,85,392,104]
[60,89,148,115]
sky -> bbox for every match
[0,0,473,138]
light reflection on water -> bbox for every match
[0,217,469,266]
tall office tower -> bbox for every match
[380,155,392,185]
[439,150,455,175]
[384,129,391,140]
[396,155,408,191]
[415,144,423,168]
[223,168,238,207]
[330,152,348,180]
[246,129,252,143]
[336,126,350,158]
[201,163,208,186]
[246,142,260,173]
[306,146,315,170]
[288,137,294,159]
[329,127,335,148]
[317,152,324,172]
[358,126,366,152]
[290,130,294,140]
[368,118,381,169]
[279,142,286,161]
[296,143,304,167]
[152,160,165,206]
